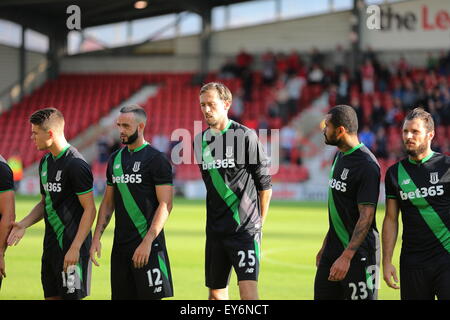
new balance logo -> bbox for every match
[153,287,162,293]
[402,179,410,185]
[245,268,255,274]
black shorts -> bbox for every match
[41,248,91,300]
[314,248,380,300]
[400,261,450,300]
[205,232,261,289]
[111,241,174,300]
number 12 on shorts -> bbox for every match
[147,268,162,287]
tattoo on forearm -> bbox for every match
[348,206,375,252]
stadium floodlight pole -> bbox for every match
[350,0,364,78]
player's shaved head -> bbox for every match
[120,104,147,124]
[200,82,232,103]
[327,105,358,134]
[29,108,65,132]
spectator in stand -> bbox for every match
[426,52,438,71]
[276,52,289,79]
[361,59,375,94]
[424,69,438,90]
[229,88,245,123]
[401,80,417,110]
[258,115,269,131]
[385,98,404,127]
[308,63,324,85]
[261,50,277,85]
[152,133,170,156]
[219,57,238,79]
[374,127,388,159]
[350,96,365,130]
[336,72,349,104]
[285,73,306,116]
[242,68,254,102]
[359,124,376,150]
[236,48,253,77]
[275,82,290,123]
[333,44,346,75]
[371,98,386,132]
[287,49,302,75]
[280,123,298,164]
[377,63,391,93]
[363,46,379,70]
[97,135,111,163]
[396,55,410,77]
[310,47,324,68]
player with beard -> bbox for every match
[314,105,381,300]
[383,107,450,300]
[195,82,272,300]
[90,105,174,300]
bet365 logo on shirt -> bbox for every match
[112,174,142,184]
[43,182,62,193]
[400,185,444,200]
[202,159,236,170]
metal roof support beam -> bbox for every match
[199,6,212,79]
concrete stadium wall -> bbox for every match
[0,44,46,93]
[61,10,352,73]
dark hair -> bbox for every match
[327,105,358,134]
[29,108,64,130]
[404,107,434,132]
[120,104,147,123]
[200,82,232,103]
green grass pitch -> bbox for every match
[0,196,402,300]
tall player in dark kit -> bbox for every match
[315,105,381,300]
[90,105,174,300]
[195,82,272,300]
[8,108,96,300]
[0,155,15,290]
[383,108,450,300]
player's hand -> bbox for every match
[316,249,324,267]
[64,247,80,273]
[7,222,26,246]
[0,255,6,279]
[383,263,400,289]
[90,238,102,267]
[328,254,351,281]
[132,240,152,269]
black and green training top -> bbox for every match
[107,143,173,249]
[0,155,14,193]
[385,152,450,268]
[323,143,381,260]
[194,120,272,236]
[38,145,93,254]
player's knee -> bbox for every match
[238,281,259,300]
[208,288,228,300]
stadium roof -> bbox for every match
[0,0,254,35]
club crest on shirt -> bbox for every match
[132,161,141,172]
[430,172,439,185]
[114,164,120,169]
[55,170,62,182]
[225,146,233,158]
[340,168,349,180]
